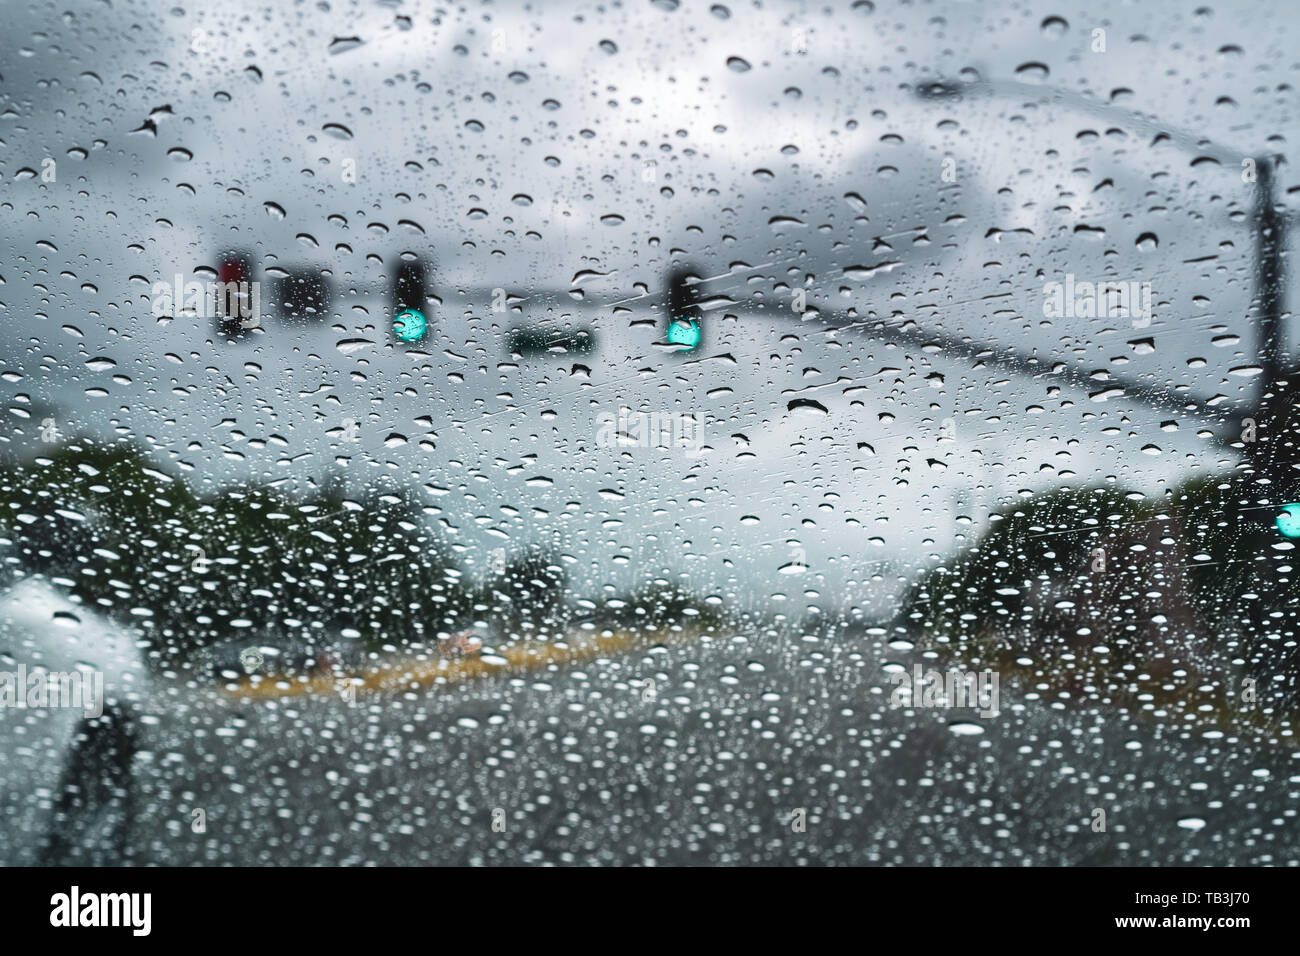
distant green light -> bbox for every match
[393,308,427,343]
[1277,503,1300,538]
[667,317,701,351]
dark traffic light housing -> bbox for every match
[391,256,430,344]
[214,251,257,340]
[664,264,704,352]
[275,268,331,321]
[506,325,597,357]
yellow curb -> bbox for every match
[928,650,1296,743]
[221,628,696,702]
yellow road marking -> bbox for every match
[222,629,693,702]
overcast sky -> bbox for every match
[1,0,1297,614]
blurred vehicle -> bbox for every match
[436,629,484,657]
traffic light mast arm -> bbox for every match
[813,309,1238,438]
[916,75,1287,417]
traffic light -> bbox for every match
[664,264,703,352]
[275,267,331,321]
[214,251,256,340]
[506,325,597,357]
[391,256,429,344]
[1277,503,1300,538]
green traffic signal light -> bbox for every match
[666,317,702,351]
[1277,503,1300,538]
[393,308,427,343]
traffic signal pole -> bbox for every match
[1254,156,1286,400]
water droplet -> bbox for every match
[328,36,365,55]
[1015,61,1050,82]
[336,338,375,354]
[787,398,827,416]
[1040,16,1069,38]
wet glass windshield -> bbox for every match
[1,0,1297,866]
